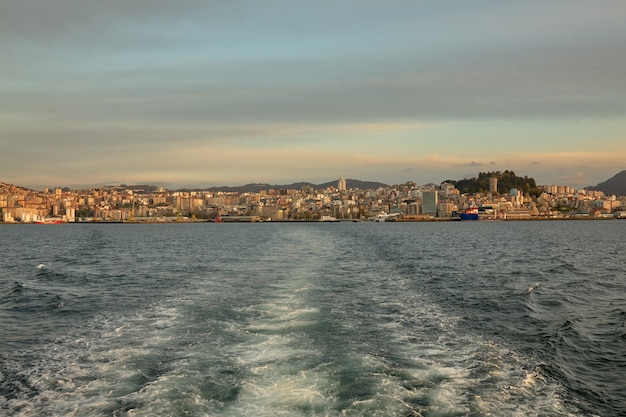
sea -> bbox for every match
[1,220,624,417]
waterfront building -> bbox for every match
[1,176,625,223]
[422,191,438,216]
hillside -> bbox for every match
[588,170,626,196]
[445,171,543,196]
[0,181,33,193]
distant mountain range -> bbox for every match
[587,170,626,196]
[4,171,625,195]
[0,179,389,193]
[180,179,389,193]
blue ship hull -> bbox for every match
[459,213,479,220]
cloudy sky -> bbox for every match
[1,1,625,189]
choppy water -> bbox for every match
[1,221,624,416]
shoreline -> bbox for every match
[1,216,622,225]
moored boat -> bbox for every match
[34,219,64,224]
[459,206,479,220]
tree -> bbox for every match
[445,171,541,196]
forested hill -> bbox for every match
[445,171,543,196]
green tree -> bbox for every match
[445,171,541,196]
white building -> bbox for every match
[338,177,347,192]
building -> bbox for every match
[338,177,347,192]
[421,190,438,216]
[510,188,523,207]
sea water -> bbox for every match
[1,221,624,416]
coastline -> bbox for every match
[1,216,621,225]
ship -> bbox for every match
[374,213,401,222]
[459,205,479,221]
[34,219,64,224]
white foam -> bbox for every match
[4,260,578,417]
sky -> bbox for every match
[1,0,625,190]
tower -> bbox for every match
[489,177,498,194]
[338,177,347,192]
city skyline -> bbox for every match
[1,1,625,190]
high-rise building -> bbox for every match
[422,190,438,216]
[510,188,523,207]
[338,177,347,192]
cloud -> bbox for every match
[450,160,489,168]
[557,172,592,188]
[463,161,484,167]
[3,1,626,125]
[1,1,625,189]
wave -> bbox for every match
[543,312,626,415]
[2,221,624,416]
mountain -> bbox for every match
[319,179,388,190]
[588,170,626,196]
[196,179,388,193]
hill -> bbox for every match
[0,181,33,193]
[588,170,626,196]
[445,171,543,196]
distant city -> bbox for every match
[1,173,625,223]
